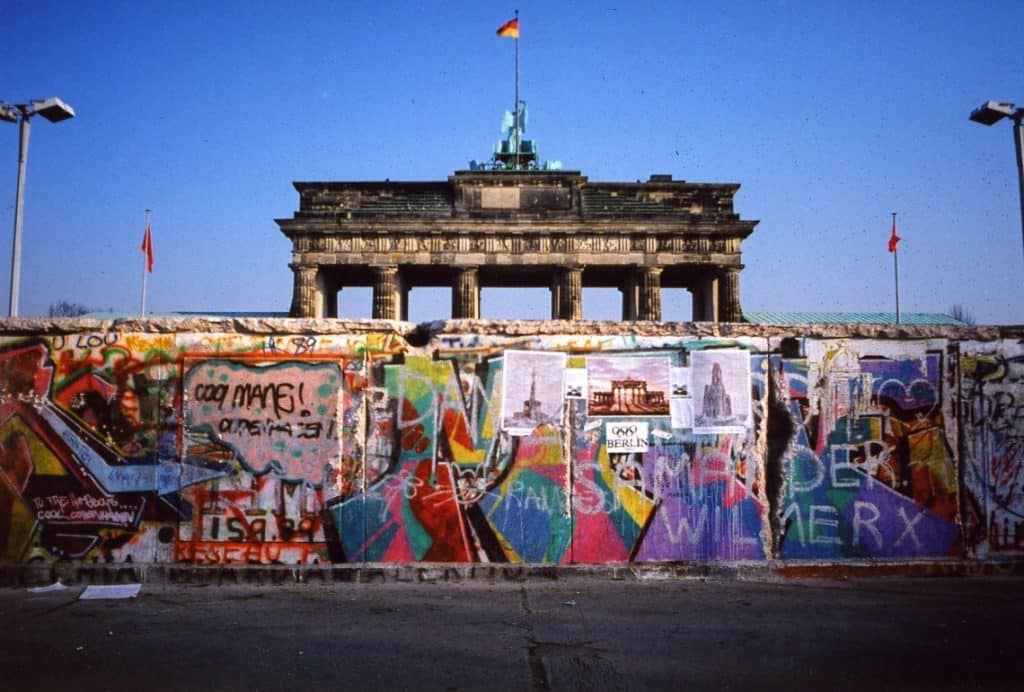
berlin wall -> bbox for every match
[0,317,1021,569]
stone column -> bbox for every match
[290,264,323,318]
[692,272,719,322]
[717,266,742,322]
[399,278,410,322]
[452,267,480,319]
[550,272,562,320]
[321,273,337,318]
[637,267,663,321]
[620,273,638,321]
[371,265,400,320]
[555,266,583,320]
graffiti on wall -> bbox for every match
[0,336,202,563]
[4,327,1022,566]
[569,347,764,562]
[175,358,365,564]
[0,333,768,565]
[0,333,382,566]
[328,352,575,563]
[960,343,1024,555]
[776,342,961,559]
[327,345,765,564]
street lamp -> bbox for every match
[969,99,1024,262]
[0,97,75,317]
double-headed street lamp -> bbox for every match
[0,97,75,317]
[969,99,1024,262]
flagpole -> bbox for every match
[514,8,520,170]
[141,209,150,318]
[892,212,900,324]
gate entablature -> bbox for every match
[277,170,757,321]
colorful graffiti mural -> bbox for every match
[0,325,1020,566]
[775,341,960,559]
[175,358,364,564]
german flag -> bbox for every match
[496,18,519,38]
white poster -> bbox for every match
[604,421,650,453]
[564,368,587,399]
[670,398,694,429]
[500,350,567,435]
[669,366,693,429]
[691,349,751,433]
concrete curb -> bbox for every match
[2,559,1022,588]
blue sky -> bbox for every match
[2,1,1022,323]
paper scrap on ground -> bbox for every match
[79,584,141,600]
[27,580,67,593]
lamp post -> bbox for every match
[969,99,1024,263]
[0,97,75,317]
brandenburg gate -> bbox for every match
[277,170,757,322]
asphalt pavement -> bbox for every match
[2,575,1022,691]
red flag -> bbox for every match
[888,216,900,253]
[141,222,154,272]
[496,18,519,38]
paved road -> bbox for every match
[2,576,1022,691]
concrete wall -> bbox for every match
[0,317,1020,567]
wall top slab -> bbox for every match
[0,317,1017,341]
